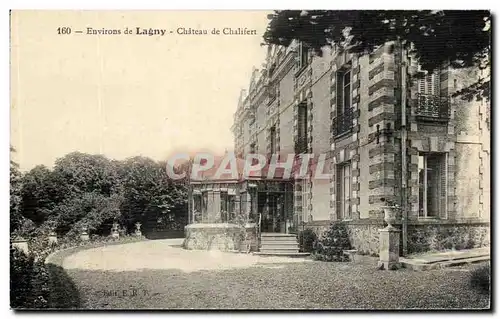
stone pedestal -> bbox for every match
[80,232,90,241]
[48,233,58,245]
[12,238,29,255]
[378,226,401,270]
[135,223,142,237]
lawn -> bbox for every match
[56,254,490,310]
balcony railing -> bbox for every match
[333,107,354,137]
[415,93,450,119]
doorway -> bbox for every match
[259,192,285,233]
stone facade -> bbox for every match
[232,40,490,255]
[183,223,257,251]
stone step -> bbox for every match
[401,255,490,271]
[261,233,297,237]
[260,237,297,243]
[261,246,300,251]
[408,253,490,265]
[253,251,309,257]
[260,238,298,243]
[260,246,300,252]
[260,241,299,247]
[259,249,300,254]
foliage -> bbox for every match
[14,152,188,241]
[52,152,121,197]
[52,192,123,238]
[118,156,188,232]
[298,228,317,253]
[470,263,490,295]
[312,222,352,262]
[21,165,61,225]
[10,246,50,309]
[263,10,490,101]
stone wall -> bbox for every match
[406,221,490,254]
[305,219,490,256]
[183,223,258,251]
[304,219,383,256]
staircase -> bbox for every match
[253,233,310,257]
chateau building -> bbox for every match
[230,40,490,255]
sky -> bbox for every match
[10,10,270,171]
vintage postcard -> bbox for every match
[10,10,491,310]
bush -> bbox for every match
[470,264,490,294]
[10,246,49,309]
[312,222,352,262]
[298,229,317,253]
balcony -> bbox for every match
[415,93,450,120]
[333,107,354,137]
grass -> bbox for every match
[41,236,149,309]
[57,256,490,310]
[470,263,491,295]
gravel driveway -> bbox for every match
[56,239,490,310]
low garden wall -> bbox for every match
[304,219,490,256]
[183,223,258,252]
[406,220,490,254]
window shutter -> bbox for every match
[346,163,352,220]
[417,68,440,95]
[439,153,448,219]
[418,76,426,94]
[336,73,343,114]
[336,167,342,220]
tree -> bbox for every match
[118,157,188,232]
[52,152,121,197]
[53,192,123,237]
[263,10,490,101]
[21,165,60,225]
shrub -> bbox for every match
[298,229,317,252]
[312,222,352,262]
[10,246,49,309]
[470,263,490,294]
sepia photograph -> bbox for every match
[9,9,491,310]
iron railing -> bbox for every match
[257,213,262,250]
[415,93,451,119]
[333,107,354,137]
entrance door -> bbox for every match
[259,192,285,233]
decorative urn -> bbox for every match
[380,198,399,228]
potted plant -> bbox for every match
[380,198,399,228]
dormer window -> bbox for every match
[298,42,309,70]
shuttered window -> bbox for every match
[418,153,447,218]
[270,126,277,154]
[336,70,352,115]
[336,162,352,220]
[297,103,308,153]
[418,70,441,95]
[298,42,308,69]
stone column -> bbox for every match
[213,190,221,222]
[205,189,214,222]
[234,194,241,220]
[48,232,58,245]
[378,226,401,270]
[12,238,29,255]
